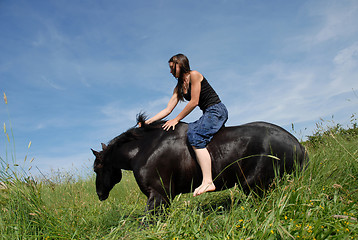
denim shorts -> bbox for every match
[187,102,228,149]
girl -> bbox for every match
[145,54,228,196]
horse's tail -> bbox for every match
[300,144,310,170]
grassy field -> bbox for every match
[1,116,358,239]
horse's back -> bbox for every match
[206,121,307,191]
[175,121,306,166]
[212,121,304,154]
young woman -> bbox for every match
[145,54,228,196]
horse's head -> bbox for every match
[91,143,122,201]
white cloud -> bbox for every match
[41,76,65,90]
[146,96,171,110]
[100,102,139,125]
[221,50,357,128]
[310,0,358,44]
[330,42,358,93]
[286,1,358,53]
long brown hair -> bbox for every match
[169,53,191,101]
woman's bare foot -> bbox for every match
[193,182,216,196]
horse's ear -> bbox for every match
[91,148,99,157]
[101,143,107,150]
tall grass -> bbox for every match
[1,94,357,239]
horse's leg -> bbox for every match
[145,189,169,214]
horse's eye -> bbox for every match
[94,163,103,173]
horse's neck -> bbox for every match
[116,127,179,170]
[113,142,141,170]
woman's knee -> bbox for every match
[187,133,208,149]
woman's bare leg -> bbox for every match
[193,147,216,196]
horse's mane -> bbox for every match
[106,112,165,151]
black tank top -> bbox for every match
[182,77,221,111]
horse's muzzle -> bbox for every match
[97,192,109,201]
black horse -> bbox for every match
[92,114,309,212]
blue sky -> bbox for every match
[1,0,358,177]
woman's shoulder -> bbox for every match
[190,70,204,82]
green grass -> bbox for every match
[1,95,357,239]
[1,128,357,239]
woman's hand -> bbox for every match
[162,119,179,131]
